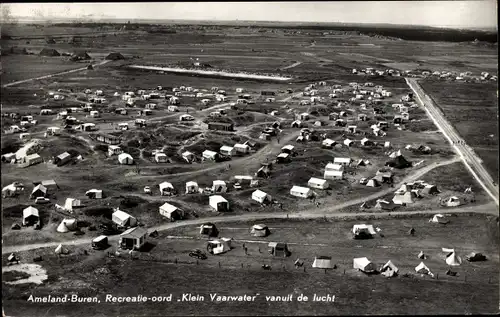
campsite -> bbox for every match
[1,8,498,317]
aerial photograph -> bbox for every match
[1,1,498,316]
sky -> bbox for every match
[2,1,498,29]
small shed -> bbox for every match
[276,153,290,163]
[22,206,39,226]
[85,189,103,199]
[30,184,47,199]
[220,146,236,157]
[202,150,218,161]
[207,238,232,255]
[119,227,147,250]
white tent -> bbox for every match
[312,256,334,269]
[112,209,137,227]
[430,214,448,224]
[159,202,182,220]
[415,262,433,276]
[159,182,175,195]
[352,224,376,237]
[252,190,271,204]
[446,196,461,207]
[207,237,232,255]
[392,192,415,205]
[55,244,68,255]
[445,252,462,266]
[290,186,313,198]
[322,139,336,148]
[57,221,69,233]
[251,224,270,237]
[380,260,399,277]
[185,181,199,194]
[118,153,134,165]
[366,179,380,187]
[64,198,81,211]
[308,177,329,189]
[212,180,227,193]
[353,257,376,273]
[209,195,229,212]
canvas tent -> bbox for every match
[209,195,229,212]
[374,199,397,211]
[366,178,380,187]
[185,181,199,194]
[430,214,449,224]
[392,191,416,205]
[312,256,334,269]
[415,262,433,276]
[352,224,376,239]
[252,190,272,204]
[40,48,60,56]
[385,155,411,169]
[112,209,137,228]
[159,182,175,196]
[105,52,125,60]
[55,244,69,255]
[212,180,227,193]
[353,257,376,273]
[118,153,134,165]
[445,252,462,266]
[64,198,81,211]
[70,51,91,61]
[30,184,47,199]
[251,224,270,237]
[380,260,399,277]
[200,223,219,237]
[56,218,77,233]
[159,202,183,221]
[268,242,291,257]
[207,238,232,255]
[445,196,461,207]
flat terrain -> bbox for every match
[419,79,498,179]
[2,214,499,316]
[1,22,498,316]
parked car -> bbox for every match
[35,197,50,204]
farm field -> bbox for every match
[419,79,499,179]
[1,19,498,317]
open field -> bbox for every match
[3,213,499,316]
[1,21,498,316]
[419,79,498,179]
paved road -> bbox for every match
[406,78,499,205]
[2,202,496,255]
[2,60,111,88]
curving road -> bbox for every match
[406,78,499,205]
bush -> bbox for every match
[94,144,108,152]
[119,195,147,208]
[84,207,113,218]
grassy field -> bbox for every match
[419,79,498,179]
[3,214,499,316]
